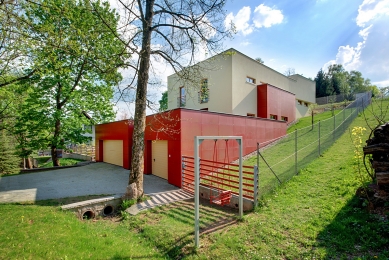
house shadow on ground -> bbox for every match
[316,194,389,258]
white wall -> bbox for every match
[167,48,316,119]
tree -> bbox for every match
[158,91,168,111]
[314,69,331,98]
[0,1,36,88]
[255,57,264,64]
[13,0,128,166]
[111,0,231,200]
[0,129,20,175]
[284,67,295,76]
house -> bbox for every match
[95,108,287,187]
[95,48,316,188]
[167,48,315,121]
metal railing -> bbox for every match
[182,156,258,201]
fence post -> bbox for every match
[295,129,298,175]
[253,165,259,208]
[333,112,336,141]
[318,120,321,156]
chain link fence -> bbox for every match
[316,92,367,105]
[255,92,372,198]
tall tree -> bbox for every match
[158,90,168,111]
[314,68,331,98]
[111,0,231,199]
[14,0,128,166]
[0,129,20,175]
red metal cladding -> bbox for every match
[96,108,287,189]
[257,84,296,123]
[95,120,134,169]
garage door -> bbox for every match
[103,140,123,166]
[152,140,168,179]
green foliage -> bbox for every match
[158,91,168,111]
[9,0,129,165]
[315,64,377,98]
[120,199,136,211]
[0,130,20,175]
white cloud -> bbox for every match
[324,0,389,85]
[240,41,251,46]
[224,6,253,35]
[253,4,284,28]
[356,0,389,27]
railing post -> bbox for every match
[253,165,259,208]
[318,120,321,156]
[181,156,185,189]
[295,129,298,175]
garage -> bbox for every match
[152,140,168,179]
[103,140,123,167]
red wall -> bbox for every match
[180,109,287,166]
[95,108,287,189]
[257,84,296,122]
[95,120,133,170]
[144,110,182,187]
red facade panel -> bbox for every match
[96,108,288,189]
[180,109,287,165]
[257,84,296,123]
[95,120,134,170]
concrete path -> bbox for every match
[126,189,194,215]
[0,162,181,203]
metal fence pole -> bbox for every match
[318,120,321,156]
[253,165,259,208]
[295,129,298,175]
[333,113,336,141]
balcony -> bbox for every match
[177,96,186,107]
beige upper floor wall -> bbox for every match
[167,48,315,118]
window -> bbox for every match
[247,113,255,117]
[298,100,302,105]
[199,79,209,103]
[304,102,309,107]
[281,116,288,122]
[246,77,256,84]
[270,114,277,120]
[200,108,208,111]
[178,86,186,107]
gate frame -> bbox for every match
[194,136,243,248]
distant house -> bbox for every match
[167,48,316,122]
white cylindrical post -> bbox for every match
[238,139,243,218]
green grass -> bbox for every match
[34,156,51,165]
[1,98,388,259]
[287,109,342,133]
[40,158,85,168]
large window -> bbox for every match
[199,79,209,103]
[178,86,186,107]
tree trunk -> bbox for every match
[124,0,155,200]
[51,118,61,167]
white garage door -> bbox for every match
[103,140,123,166]
[152,140,168,179]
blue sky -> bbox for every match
[113,0,389,118]
[223,0,389,86]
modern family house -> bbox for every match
[95,48,316,188]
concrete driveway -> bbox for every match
[0,162,179,203]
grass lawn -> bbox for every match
[0,99,388,259]
[39,158,85,168]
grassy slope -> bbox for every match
[1,100,388,259]
[0,202,164,259]
[190,101,389,259]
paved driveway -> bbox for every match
[0,162,179,203]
